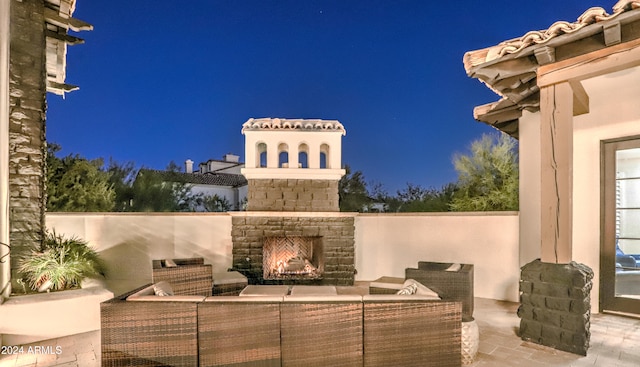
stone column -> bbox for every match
[8,0,48,275]
[518,260,593,355]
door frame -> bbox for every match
[600,135,640,314]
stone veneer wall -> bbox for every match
[231,215,355,285]
[246,179,339,212]
[9,0,47,268]
[518,259,594,355]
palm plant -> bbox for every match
[18,231,106,291]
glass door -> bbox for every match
[601,137,640,314]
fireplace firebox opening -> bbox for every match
[263,236,324,280]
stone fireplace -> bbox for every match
[231,212,355,285]
[231,118,355,285]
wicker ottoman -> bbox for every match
[369,276,404,294]
[212,271,248,296]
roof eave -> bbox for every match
[464,4,640,138]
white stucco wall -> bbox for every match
[573,67,640,312]
[355,212,520,302]
[46,212,520,301]
[518,66,640,312]
[46,213,233,295]
[518,110,542,267]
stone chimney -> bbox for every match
[185,159,194,174]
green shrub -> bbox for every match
[18,231,106,291]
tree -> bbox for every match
[107,159,137,211]
[396,183,456,212]
[450,133,518,211]
[46,144,115,212]
[202,194,231,212]
[128,168,197,212]
[338,165,372,212]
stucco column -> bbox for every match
[0,0,11,300]
[539,82,574,264]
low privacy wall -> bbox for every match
[46,213,233,295]
[46,212,520,301]
[355,212,520,302]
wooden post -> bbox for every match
[539,82,574,264]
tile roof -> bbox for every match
[466,1,640,68]
[242,118,346,136]
[463,1,640,138]
[142,169,247,188]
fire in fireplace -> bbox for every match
[263,236,324,280]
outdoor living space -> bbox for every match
[1,297,639,367]
[0,209,617,366]
[6,1,640,366]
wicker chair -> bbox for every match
[363,295,462,367]
[101,284,200,367]
[152,257,213,296]
[405,261,474,321]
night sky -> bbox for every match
[47,0,607,192]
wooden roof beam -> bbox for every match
[43,7,93,32]
[603,21,622,47]
[538,37,640,87]
[569,80,589,116]
[46,81,79,95]
[45,29,84,45]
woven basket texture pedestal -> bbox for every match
[461,318,479,365]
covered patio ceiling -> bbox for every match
[463,1,640,138]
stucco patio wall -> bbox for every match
[355,212,520,302]
[46,211,520,301]
[46,213,234,295]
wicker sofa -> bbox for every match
[101,284,462,367]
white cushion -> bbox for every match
[402,279,440,299]
[396,283,417,295]
[446,263,462,272]
[153,281,174,296]
[239,285,290,296]
[164,259,178,267]
[290,286,337,296]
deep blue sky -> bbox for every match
[47,0,607,193]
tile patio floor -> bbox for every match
[0,297,638,366]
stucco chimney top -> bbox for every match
[185,159,194,174]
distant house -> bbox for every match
[149,154,248,211]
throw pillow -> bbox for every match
[396,283,418,295]
[153,281,175,296]
[164,259,178,267]
[403,279,441,299]
[445,263,462,272]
